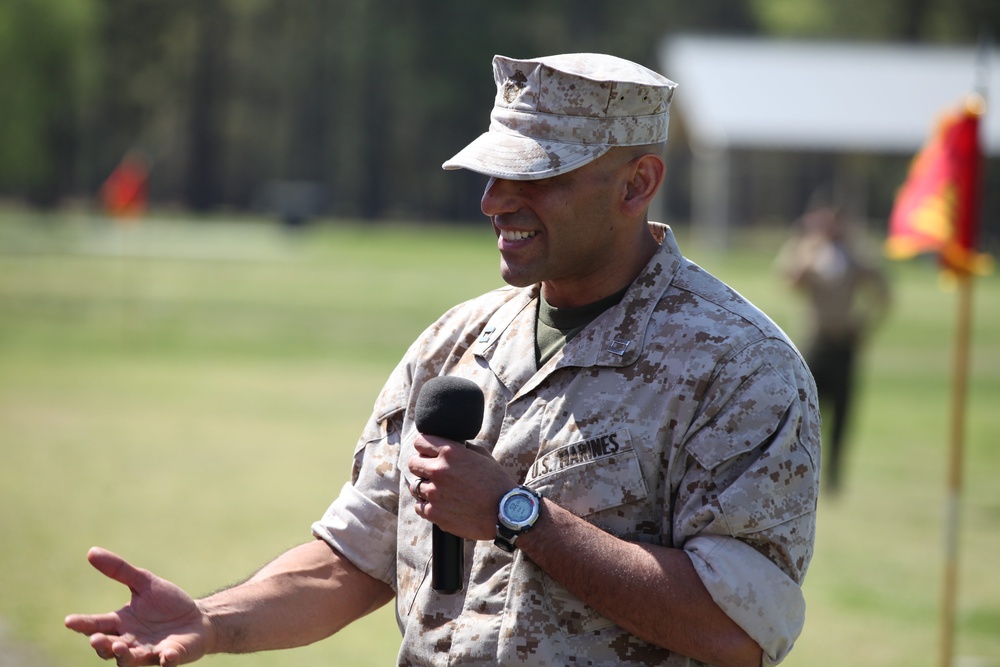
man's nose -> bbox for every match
[481,177,521,217]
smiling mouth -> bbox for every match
[499,229,538,241]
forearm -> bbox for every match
[199,539,394,655]
[518,500,762,667]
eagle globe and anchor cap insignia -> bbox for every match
[503,70,528,103]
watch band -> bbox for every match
[494,524,520,552]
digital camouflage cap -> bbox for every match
[443,53,678,181]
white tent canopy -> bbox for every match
[660,35,1000,153]
[658,36,1000,244]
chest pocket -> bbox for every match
[528,428,648,517]
[527,428,649,635]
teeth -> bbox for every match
[501,229,537,241]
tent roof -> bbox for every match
[658,35,1000,155]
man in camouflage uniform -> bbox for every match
[66,54,820,667]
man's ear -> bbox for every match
[622,154,665,216]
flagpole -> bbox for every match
[939,32,990,667]
[939,269,973,667]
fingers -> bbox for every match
[409,477,431,522]
[65,612,121,635]
[411,433,451,456]
[89,633,115,659]
[409,434,471,478]
[408,437,436,480]
[410,477,429,503]
[103,638,164,667]
[88,634,134,663]
[111,639,156,667]
[82,631,183,667]
[160,645,183,667]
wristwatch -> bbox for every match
[494,485,542,553]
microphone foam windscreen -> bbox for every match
[414,376,485,441]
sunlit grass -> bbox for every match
[0,212,997,666]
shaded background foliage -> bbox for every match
[2,0,998,221]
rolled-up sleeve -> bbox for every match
[685,533,806,666]
[675,339,821,665]
[312,392,407,588]
[312,480,399,586]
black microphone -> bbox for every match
[414,375,485,595]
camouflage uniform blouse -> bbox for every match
[313,223,821,666]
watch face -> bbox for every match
[505,493,535,522]
[497,487,541,543]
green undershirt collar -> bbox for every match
[535,285,629,366]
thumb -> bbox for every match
[87,547,152,593]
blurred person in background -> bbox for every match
[66,53,820,667]
[775,196,891,496]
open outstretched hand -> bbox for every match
[64,547,213,667]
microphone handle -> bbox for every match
[432,524,464,594]
[415,375,484,595]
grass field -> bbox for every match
[1,210,997,667]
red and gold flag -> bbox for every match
[885,95,992,275]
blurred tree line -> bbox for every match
[1,0,997,222]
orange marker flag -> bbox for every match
[101,151,149,222]
[885,95,992,275]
